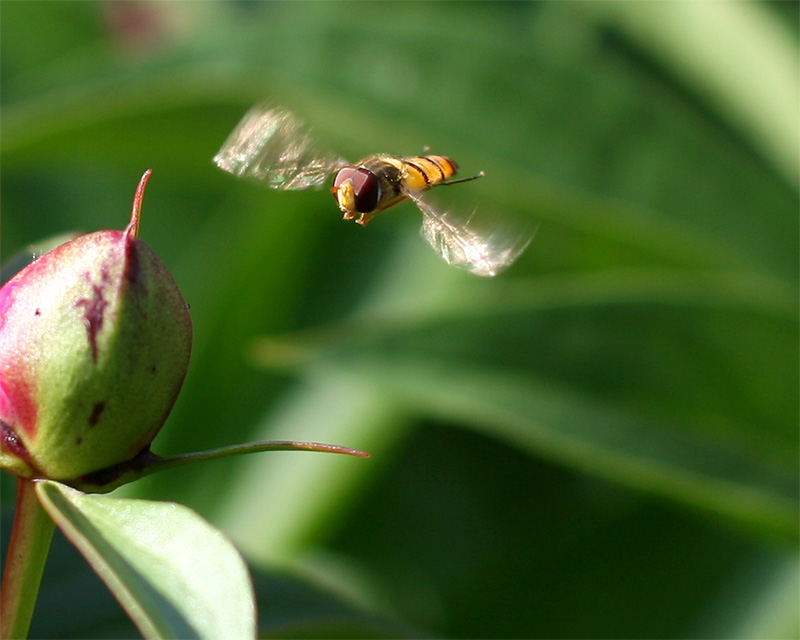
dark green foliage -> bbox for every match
[2,2,797,638]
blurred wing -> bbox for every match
[408,190,533,277]
[213,104,347,190]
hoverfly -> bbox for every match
[213,104,531,276]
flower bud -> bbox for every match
[0,170,192,481]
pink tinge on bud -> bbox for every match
[0,280,38,441]
[0,171,192,480]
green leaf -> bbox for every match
[34,481,255,640]
[252,568,425,639]
[582,0,800,187]
[216,372,406,566]
[333,360,796,541]
[2,2,796,637]
[2,507,414,640]
[252,269,797,542]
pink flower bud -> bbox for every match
[0,171,192,481]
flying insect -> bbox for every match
[213,104,531,276]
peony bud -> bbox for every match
[0,170,192,481]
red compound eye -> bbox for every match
[333,167,380,213]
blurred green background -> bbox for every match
[1,2,798,638]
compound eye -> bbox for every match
[333,167,380,213]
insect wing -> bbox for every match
[408,190,532,277]
[213,104,347,190]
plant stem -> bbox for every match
[74,440,371,492]
[1,478,55,640]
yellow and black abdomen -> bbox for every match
[398,155,458,191]
[361,154,458,195]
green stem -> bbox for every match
[0,478,56,640]
[74,440,371,493]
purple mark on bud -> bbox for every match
[1,419,40,474]
[75,268,111,363]
[88,401,106,427]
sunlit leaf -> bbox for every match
[35,481,255,640]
